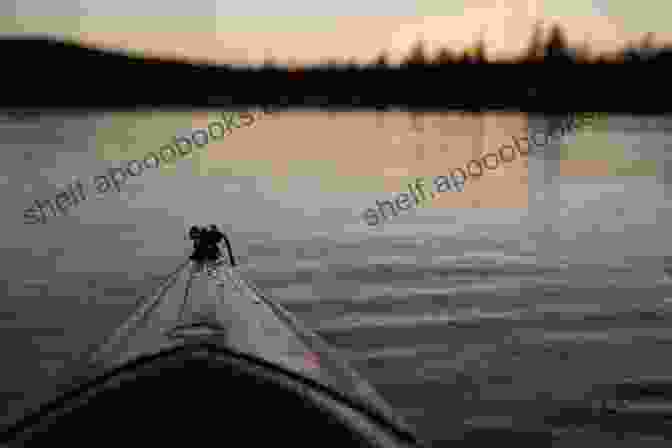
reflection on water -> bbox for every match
[2,112,672,445]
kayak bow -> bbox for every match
[1,259,427,448]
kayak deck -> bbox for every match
[86,259,414,435]
[90,261,320,374]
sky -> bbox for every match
[3,0,671,64]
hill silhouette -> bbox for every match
[2,22,671,112]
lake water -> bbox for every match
[2,110,672,445]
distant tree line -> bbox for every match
[258,22,672,68]
[2,24,671,111]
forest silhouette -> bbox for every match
[2,22,671,110]
[260,22,671,67]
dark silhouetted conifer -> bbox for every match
[523,21,546,62]
[473,33,487,63]
[323,58,340,70]
[433,47,456,65]
[345,57,359,71]
[545,23,571,62]
[262,55,276,70]
[575,40,591,63]
[403,40,428,67]
[457,49,470,64]
[373,51,389,68]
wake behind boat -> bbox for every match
[0,252,426,447]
